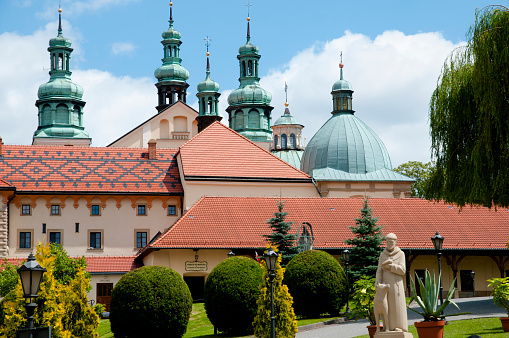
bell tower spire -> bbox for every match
[154,1,190,112]
[33,7,91,146]
[331,53,354,114]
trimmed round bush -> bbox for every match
[204,256,263,335]
[110,266,192,338]
[284,250,347,317]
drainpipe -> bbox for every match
[312,178,322,198]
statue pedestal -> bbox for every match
[374,331,413,338]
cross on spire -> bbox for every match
[204,36,211,53]
[340,51,343,63]
[244,0,253,17]
[285,82,288,103]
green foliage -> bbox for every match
[110,265,192,338]
[428,6,509,208]
[204,256,263,335]
[393,161,434,198]
[349,276,376,325]
[50,243,91,289]
[487,277,509,315]
[93,303,106,318]
[408,269,466,322]
[0,259,19,297]
[344,198,384,280]
[283,250,346,318]
[253,248,298,338]
[264,201,300,266]
[0,242,100,337]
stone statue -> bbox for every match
[374,233,413,338]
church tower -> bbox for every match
[196,41,222,132]
[226,14,273,145]
[154,2,190,112]
[33,8,91,146]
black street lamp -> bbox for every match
[263,247,279,338]
[17,253,46,335]
[471,270,475,297]
[341,249,351,314]
[431,232,444,316]
[227,249,235,258]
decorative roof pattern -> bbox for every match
[0,178,14,189]
[144,197,509,251]
[0,145,182,194]
[179,122,310,180]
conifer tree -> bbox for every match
[344,198,385,280]
[264,201,299,266]
[253,247,298,338]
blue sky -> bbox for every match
[0,0,498,166]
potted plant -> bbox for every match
[487,277,509,332]
[409,269,468,338]
[348,276,380,338]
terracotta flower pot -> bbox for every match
[500,317,509,332]
[367,324,382,338]
[414,320,445,338]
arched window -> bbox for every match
[173,116,187,132]
[248,110,260,129]
[241,61,246,77]
[41,105,51,125]
[290,134,296,149]
[73,106,81,125]
[160,119,170,138]
[58,53,64,70]
[274,135,279,149]
[281,134,288,149]
[55,104,68,124]
[247,60,253,76]
[235,110,244,129]
[173,46,177,57]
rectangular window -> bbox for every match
[75,223,79,233]
[19,232,31,249]
[51,204,60,215]
[136,232,148,248]
[90,232,102,249]
[91,205,100,216]
[137,205,146,216]
[42,223,46,234]
[460,270,474,291]
[21,204,31,215]
[49,231,61,245]
[168,205,177,216]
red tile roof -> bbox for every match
[143,197,509,252]
[1,256,140,274]
[179,122,310,181]
[0,145,182,194]
[0,178,14,189]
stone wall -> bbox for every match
[0,202,9,257]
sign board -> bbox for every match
[16,326,51,338]
[185,261,207,271]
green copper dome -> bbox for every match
[49,34,71,48]
[239,40,259,54]
[273,107,303,126]
[154,64,189,81]
[332,78,353,91]
[301,113,392,175]
[38,78,83,99]
[228,85,272,106]
[162,24,181,40]
[197,57,219,93]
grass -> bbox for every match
[97,319,114,338]
[353,317,509,338]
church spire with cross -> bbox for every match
[196,36,222,132]
[154,1,190,112]
[33,7,91,146]
[226,0,274,145]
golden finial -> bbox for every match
[285,102,289,107]
[206,51,210,56]
[247,17,250,21]
[170,2,173,6]
[58,8,62,13]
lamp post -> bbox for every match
[264,247,279,338]
[471,270,475,297]
[342,249,351,314]
[227,249,235,258]
[431,232,444,317]
[17,253,46,336]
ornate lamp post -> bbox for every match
[342,249,351,313]
[431,232,444,315]
[227,249,235,258]
[264,247,279,338]
[17,253,46,336]
[471,270,475,297]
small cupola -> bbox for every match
[331,54,354,114]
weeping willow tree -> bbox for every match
[427,5,509,208]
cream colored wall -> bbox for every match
[108,102,198,149]
[318,181,412,198]
[182,180,319,211]
[88,274,123,305]
[9,195,181,257]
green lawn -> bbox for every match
[353,317,509,338]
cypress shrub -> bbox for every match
[110,266,192,338]
[284,250,347,317]
[204,256,263,335]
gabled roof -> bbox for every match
[179,122,311,181]
[141,197,509,253]
[0,145,182,194]
[0,178,15,190]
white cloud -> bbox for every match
[111,42,136,56]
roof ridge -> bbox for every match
[3,144,179,152]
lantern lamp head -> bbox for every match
[342,249,350,262]
[431,231,444,251]
[17,253,46,299]
[228,250,235,258]
[263,246,279,272]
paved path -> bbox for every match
[296,296,506,338]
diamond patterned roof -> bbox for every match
[0,145,182,194]
[179,122,310,180]
[144,197,509,251]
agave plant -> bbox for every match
[408,269,469,321]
